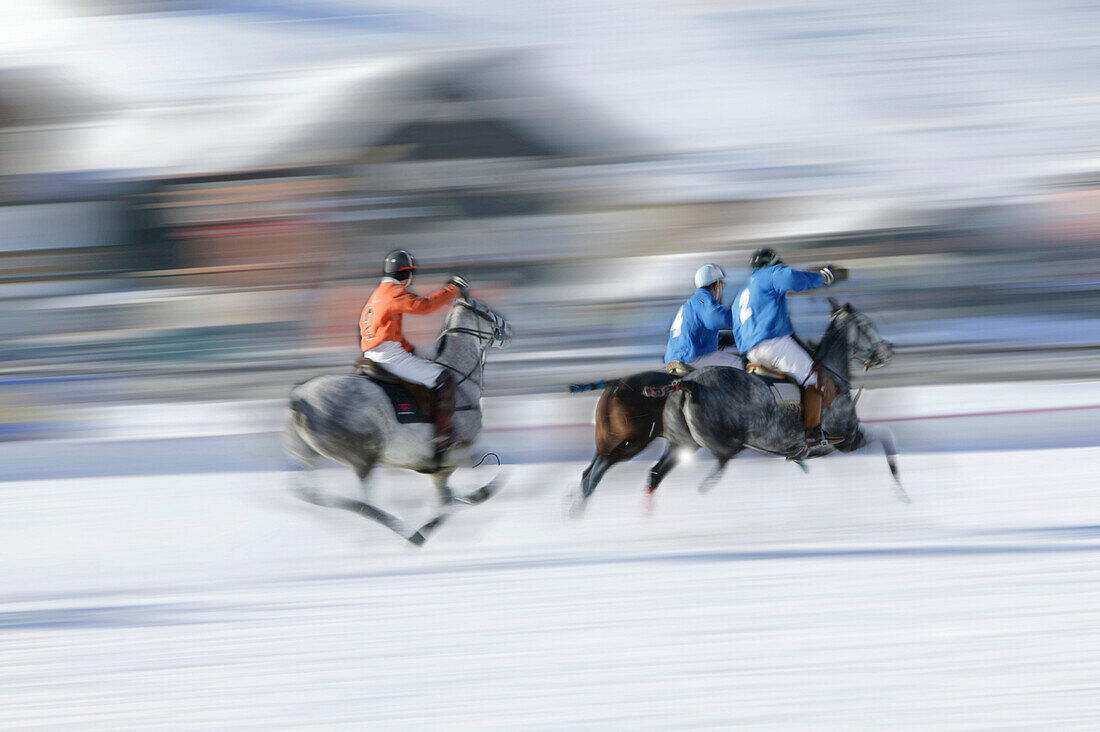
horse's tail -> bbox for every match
[569,380,610,393]
[285,390,321,464]
[640,379,693,399]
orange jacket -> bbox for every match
[360,280,460,353]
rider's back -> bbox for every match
[733,264,824,353]
[664,288,733,365]
[360,281,456,353]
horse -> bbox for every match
[571,298,908,514]
[284,293,512,545]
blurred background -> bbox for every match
[1,0,1099,452]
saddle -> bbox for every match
[746,362,839,410]
[354,358,433,424]
[666,360,692,376]
[672,359,839,411]
[745,362,789,382]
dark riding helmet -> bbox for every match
[750,247,781,269]
[383,249,417,282]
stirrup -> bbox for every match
[805,427,843,448]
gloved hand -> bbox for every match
[448,275,470,297]
[717,331,737,350]
[820,265,849,286]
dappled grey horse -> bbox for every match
[575,299,907,513]
[285,295,511,544]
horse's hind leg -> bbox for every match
[642,441,683,516]
[646,442,681,494]
[284,415,321,497]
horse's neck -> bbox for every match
[434,320,486,401]
[814,318,852,386]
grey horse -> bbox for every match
[285,295,511,545]
[574,298,908,513]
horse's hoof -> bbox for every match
[294,485,323,506]
[565,489,587,519]
[407,532,426,547]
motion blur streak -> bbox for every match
[1,1,1098,729]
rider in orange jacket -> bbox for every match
[359,249,469,451]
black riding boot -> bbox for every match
[801,376,842,448]
[432,372,457,458]
[801,383,825,447]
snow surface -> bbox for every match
[4,447,1100,729]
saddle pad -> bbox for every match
[373,380,431,424]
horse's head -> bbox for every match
[442,292,512,351]
[828,298,892,370]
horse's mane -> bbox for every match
[810,305,855,387]
[812,309,848,359]
[433,296,490,362]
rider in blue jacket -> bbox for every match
[733,248,846,448]
[664,264,741,371]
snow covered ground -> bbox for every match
[4,379,1099,481]
[4,445,1100,729]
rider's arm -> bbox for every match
[393,284,460,315]
[698,295,734,331]
[770,264,826,294]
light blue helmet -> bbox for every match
[694,263,726,288]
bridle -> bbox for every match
[812,306,891,390]
[435,299,509,391]
[845,310,890,371]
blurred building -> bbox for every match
[0,43,1098,417]
[0,50,652,382]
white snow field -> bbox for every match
[3,447,1100,730]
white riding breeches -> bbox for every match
[362,341,443,388]
[746,335,816,386]
[690,351,743,370]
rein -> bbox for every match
[810,308,883,394]
[434,300,506,406]
[809,311,850,393]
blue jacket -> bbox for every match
[733,264,825,353]
[664,287,733,364]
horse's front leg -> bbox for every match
[857,425,910,504]
[298,458,425,543]
[430,469,456,507]
[698,453,734,494]
[404,471,457,546]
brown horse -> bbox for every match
[573,371,676,509]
